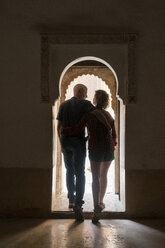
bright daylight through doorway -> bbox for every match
[52,74,122,212]
[52,56,125,213]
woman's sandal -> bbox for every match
[92,204,103,223]
[99,202,105,210]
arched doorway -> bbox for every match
[52,57,125,213]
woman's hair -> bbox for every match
[94,90,109,109]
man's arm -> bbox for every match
[85,100,95,113]
[61,113,88,136]
[57,120,62,139]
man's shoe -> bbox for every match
[68,202,75,208]
[73,205,84,221]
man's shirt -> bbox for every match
[57,97,95,138]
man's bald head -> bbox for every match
[73,84,87,99]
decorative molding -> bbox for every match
[41,33,137,103]
[127,34,137,103]
[61,66,117,113]
[41,36,49,102]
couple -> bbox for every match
[57,84,117,222]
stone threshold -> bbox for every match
[50,211,165,219]
[51,210,127,219]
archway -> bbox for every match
[52,56,125,213]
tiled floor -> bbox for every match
[0,219,165,248]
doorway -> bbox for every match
[52,57,125,212]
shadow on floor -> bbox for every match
[133,219,165,233]
[0,219,45,238]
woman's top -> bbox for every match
[61,108,117,157]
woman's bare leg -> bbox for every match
[99,161,112,204]
[90,160,101,208]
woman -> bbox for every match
[62,90,117,222]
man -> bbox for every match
[57,84,94,221]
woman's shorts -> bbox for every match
[89,152,114,162]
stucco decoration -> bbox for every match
[41,34,137,103]
[41,36,49,102]
[61,66,117,113]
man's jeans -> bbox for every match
[60,136,86,206]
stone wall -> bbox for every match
[0,0,165,217]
